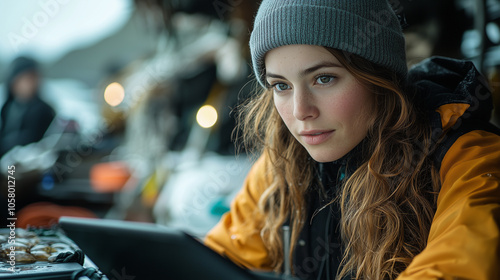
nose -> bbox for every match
[293,87,319,121]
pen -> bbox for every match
[283,225,291,277]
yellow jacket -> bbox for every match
[205,58,500,279]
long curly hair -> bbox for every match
[236,47,440,279]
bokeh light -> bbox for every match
[104,82,125,107]
[196,105,218,128]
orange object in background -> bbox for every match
[17,202,97,228]
[90,161,131,193]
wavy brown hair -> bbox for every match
[236,48,440,279]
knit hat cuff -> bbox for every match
[250,3,407,87]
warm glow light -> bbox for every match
[104,82,125,107]
[196,105,218,128]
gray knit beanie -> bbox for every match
[250,0,407,87]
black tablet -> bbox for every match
[58,217,290,280]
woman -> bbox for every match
[204,0,500,279]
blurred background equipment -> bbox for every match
[0,0,260,236]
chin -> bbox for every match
[308,150,346,163]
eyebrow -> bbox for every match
[265,61,343,80]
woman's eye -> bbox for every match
[316,75,334,85]
[273,83,290,91]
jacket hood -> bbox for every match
[407,56,493,123]
[407,56,499,168]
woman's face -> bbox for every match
[265,45,376,162]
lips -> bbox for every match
[299,130,334,145]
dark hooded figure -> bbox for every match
[0,56,56,157]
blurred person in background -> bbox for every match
[0,56,55,157]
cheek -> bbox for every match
[274,96,293,124]
[334,87,375,127]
